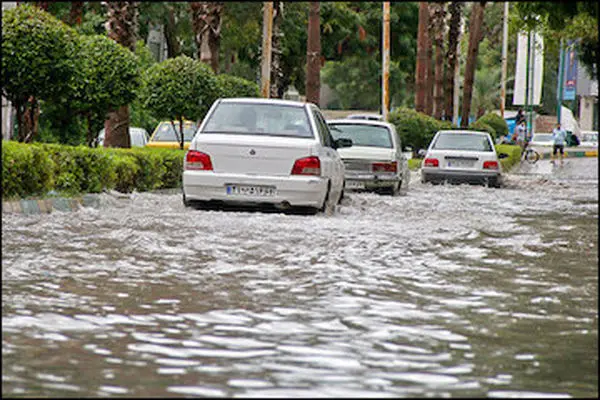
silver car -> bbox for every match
[97,127,150,147]
[420,130,507,188]
[182,98,352,214]
[327,119,410,196]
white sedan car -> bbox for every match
[579,131,598,148]
[182,98,351,214]
[529,133,554,147]
[327,119,410,196]
[420,130,508,188]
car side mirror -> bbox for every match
[498,152,509,159]
[418,149,427,157]
[334,138,353,149]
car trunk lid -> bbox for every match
[192,134,316,176]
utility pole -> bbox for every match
[556,39,565,124]
[261,1,273,98]
[500,2,508,118]
[306,1,321,105]
[382,2,390,121]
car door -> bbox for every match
[310,106,344,193]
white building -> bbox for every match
[577,65,598,131]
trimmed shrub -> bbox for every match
[468,119,496,140]
[388,107,454,151]
[477,113,509,139]
[495,144,522,172]
[216,74,260,98]
[2,141,55,198]
[1,141,186,199]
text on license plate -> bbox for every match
[346,181,365,189]
[226,184,276,196]
[447,160,475,168]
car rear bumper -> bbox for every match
[183,171,328,208]
[344,173,400,190]
[421,168,501,185]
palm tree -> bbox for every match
[444,1,462,121]
[103,1,139,148]
[270,1,284,98]
[415,2,429,113]
[306,1,321,105]
[472,66,501,118]
[431,2,446,120]
[460,1,486,128]
[190,2,224,73]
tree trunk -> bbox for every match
[69,2,84,25]
[415,2,429,113]
[432,2,446,120]
[306,1,321,105]
[444,1,462,121]
[104,1,138,148]
[164,5,181,58]
[460,2,486,128]
[270,1,284,98]
[86,112,94,147]
[22,97,39,143]
[15,102,25,143]
[190,2,224,73]
[424,3,435,116]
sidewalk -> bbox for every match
[534,147,597,159]
[2,189,181,215]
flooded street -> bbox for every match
[2,158,597,398]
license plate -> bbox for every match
[346,180,365,189]
[447,160,474,168]
[226,185,276,197]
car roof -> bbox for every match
[327,118,395,129]
[219,97,308,108]
[346,113,383,120]
[437,130,489,136]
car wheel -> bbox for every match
[338,181,345,204]
[390,181,400,196]
[183,193,191,207]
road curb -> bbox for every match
[2,188,181,215]
[537,150,598,159]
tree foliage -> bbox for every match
[74,34,141,145]
[1,4,78,141]
[142,56,218,149]
[512,2,598,78]
[215,74,260,98]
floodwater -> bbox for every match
[2,158,598,398]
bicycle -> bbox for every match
[520,139,540,164]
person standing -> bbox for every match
[515,120,528,150]
[551,123,567,166]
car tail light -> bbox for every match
[423,158,439,167]
[372,161,397,173]
[291,156,321,176]
[483,160,499,170]
[185,150,213,171]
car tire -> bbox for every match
[391,181,400,196]
[338,181,345,204]
[183,193,191,207]
[319,182,335,215]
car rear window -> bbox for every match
[152,122,197,142]
[432,133,493,152]
[202,103,313,138]
[329,124,393,148]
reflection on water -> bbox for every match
[2,172,598,397]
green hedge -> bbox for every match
[2,140,185,199]
[495,144,521,172]
[468,120,496,141]
[476,113,509,139]
[388,107,454,151]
